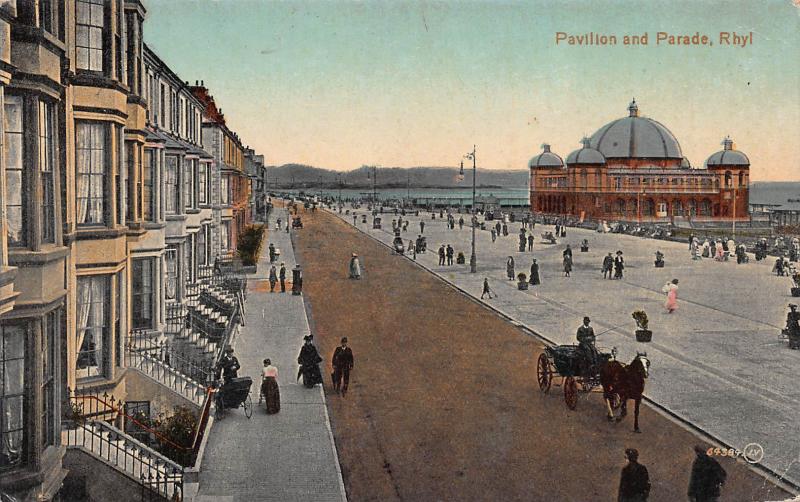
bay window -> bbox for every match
[185,236,194,284]
[165,248,178,301]
[184,158,195,209]
[132,258,155,329]
[4,95,24,246]
[126,142,136,222]
[221,175,229,205]
[220,221,230,251]
[0,324,25,470]
[196,226,207,267]
[76,275,110,379]
[76,0,105,72]
[198,162,208,205]
[41,310,58,449]
[143,149,155,221]
[165,155,179,214]
[76,122,107,225]
[39,101,56,243]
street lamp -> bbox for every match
[460,146,477,273]
[366,165,378,206]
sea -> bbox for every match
[280,181,800,207]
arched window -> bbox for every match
[673,200,683,216]
[580,169,588,190]
[644,198,655,216]
[616,199,626,215]
[700,199,712,216]
[724,171,732,188]
[738,171,744,187]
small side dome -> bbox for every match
[706,137,750,168]
[529,144,564,168]
[680,156,692,169]
[566,137,606,165]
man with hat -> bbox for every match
[215,346,241,385]
[618,448,650,501]
[332,337,355,396]
[576,316,598,375]
[688,445,726,502]
[786,304,800,349]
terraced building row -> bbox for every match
[0,2,268,500]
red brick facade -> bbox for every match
[529,102,750,223]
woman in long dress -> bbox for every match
[297,335,323,388]
[663,279,679,313]
[349,253,361,279]
[261,359,280,414]
[614,251,625,279]
[563,255,572,277]
[506,256,515,280]
[529,259,541,285]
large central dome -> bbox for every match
[588,100,682,159]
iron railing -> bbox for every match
[64,389,186,500]
[125,331,214,396]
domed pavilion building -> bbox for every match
[529,100,750,222]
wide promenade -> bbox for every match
[294,205,787,501]
[331,205,800,490]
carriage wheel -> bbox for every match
[243,394,253,419]
[609,393,622,410]
[564,377,578,410]
[537,354,552,393]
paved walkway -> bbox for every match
[196,207,346,502]
[329,206,800,490]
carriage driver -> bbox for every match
[577,317,598,373]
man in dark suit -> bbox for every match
[688,445,726,502]
[603,253,614,279]
[332,337,354,397]
[618,448,650,501]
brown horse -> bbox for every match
[600,352,650,433]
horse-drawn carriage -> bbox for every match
[537,344,650,432]
[537,345,617,410]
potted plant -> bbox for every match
[792,272,800,297]
[632,310,652,342]
[517,273,529,290]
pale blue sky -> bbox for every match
[144,0,800,180]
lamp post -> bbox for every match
[732,186,737,240]
[366,165,378,207]
[460,146,478,273]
